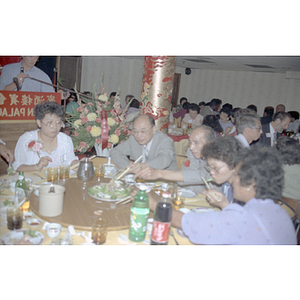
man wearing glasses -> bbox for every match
[134,125,222,194]
[110,114,178,173]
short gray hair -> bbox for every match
[236,113,261,134]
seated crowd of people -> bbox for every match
[1,89,299,245]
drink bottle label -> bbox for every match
[151,220,171,243]
[129,208,149,234]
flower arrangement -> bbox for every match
[66,88,132,154]
[28,140,43,158]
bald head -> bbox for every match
[132,114,156,145]
[276,104,285,113]
[189,125,216,159]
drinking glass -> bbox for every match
[59,164,70,180]
[47,167,59,182]
[7,206,23,230]
[94,164,104,181]
[91,217,108,245]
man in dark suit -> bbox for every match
[260,106,274,125]
[259,112,291,147]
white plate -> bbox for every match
[5,174,42,184]
[1,229,44,245]
[178,188,198,198]
[23,212,35,220]
[27,218,42,227]
[135,183,151,193]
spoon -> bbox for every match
[48,183,55,193]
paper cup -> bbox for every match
[38,185,65,217]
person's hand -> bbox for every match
[0,144,14,163]
[134,166,161,180]
[16,73,29,86]
[36,156,52,170]
[202,188,229,210]
[127,162,147,174]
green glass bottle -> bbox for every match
[128,185,150,242]
[15,171,27,207]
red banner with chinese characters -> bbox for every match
[0,91,61,121]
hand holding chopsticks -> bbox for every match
[112,155,143,181]
[201,177,222,202]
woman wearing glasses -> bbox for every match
[201,136,243,209]
[13,101,78,172]
[144,144,297,244]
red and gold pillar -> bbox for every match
[140,56,176,133]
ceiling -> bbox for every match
[124,56,300,74]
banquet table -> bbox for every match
[0,157,219,246]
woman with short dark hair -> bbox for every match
[13,101,79,172]
[182,103,203,128]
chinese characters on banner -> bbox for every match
[0,91,61,121]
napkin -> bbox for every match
[118,233,137,245]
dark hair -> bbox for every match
[202,136,244,169]
[210,98,222,108]
[222,103,233,111]
[276,136,300,164]
[34,101,64,121]
[272,111,291,122]
[182,102,190,110]
[109,92,117,98]
[234,147,284,200]
[288,111,299,120]
[220,106,231,116]
[199,101,206,107]
[187,103,200,114]
[180,97,187,104]
[130,99,140,109]
[202,114,223,133]
[263,106,274,117]
[247,104,258,113]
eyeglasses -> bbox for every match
[131,126,154,136]
[205,164,227,174]
[41,120,65,128]
[250,126,262,131]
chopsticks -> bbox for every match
[201,177,222,202]
[115,196,132,205]
[112,154,143,181]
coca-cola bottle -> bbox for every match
[151,192,172,245]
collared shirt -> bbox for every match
[234,134,249,148]
[142,139,153,163]
[269,123,276,146]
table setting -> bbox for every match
[0,156,219,245]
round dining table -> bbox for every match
[0,156,219,245]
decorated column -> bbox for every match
[140,56,176,133]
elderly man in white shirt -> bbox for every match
[234,113,263,148]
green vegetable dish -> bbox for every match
[88,181,131,201]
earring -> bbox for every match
[247,187,250,191]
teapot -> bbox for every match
[77,158,95,181]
